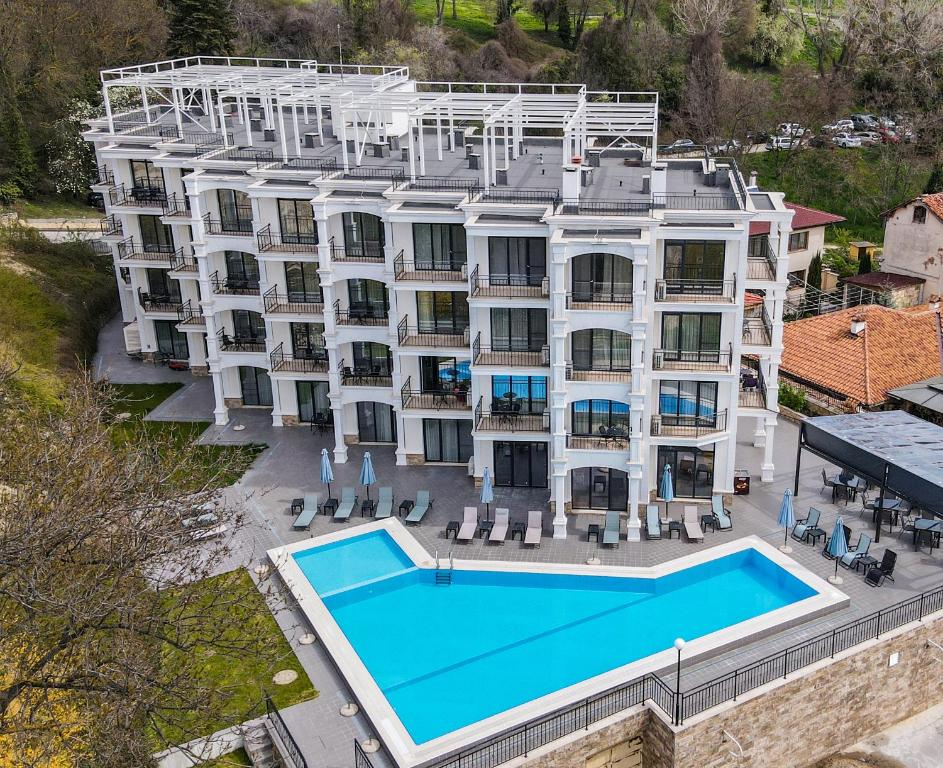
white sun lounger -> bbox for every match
[683,505,704,542]
[489,508,509,543]
[524,510,542,547]
[334,488,357,522]
[375,487,393,518]
[602,510,621,547]
[457,506,478,542]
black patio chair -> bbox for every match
[864,549,896,587]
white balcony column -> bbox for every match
[269,372,285,427]
[551,457,568,539]
[329,391,348,464]
[765,359,781,411]
[753,415,766,448]
[762,415,778,482]
[210,366,229,426]
[627,472,641,542]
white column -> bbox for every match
[331,399,348,463]
[627,475,641,541]
[753,415,766,448]
[211,367,229,425]
[762,415,777,482]
[551,461,567,539]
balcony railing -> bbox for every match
[117,238,180,262]
[339,166,406,182]
[393,251,467,282]
[655,274,736,303]
[474,189,561,206]
[559,199,651,216]
[270,342,329,374]
[739,360,768,408]
[567,431,631,450]
[108,184,167,208]
[652,193,740,211]
[566,284,633,310]
[137,289,179,313]
[161,193,191,219]
[472,333,549,367]
[397,317,469,348]
[400,377,471,410]
[94,165,115,186]
[176,300,205,327]
[203,212,254,237]
[747,236,777,280]
[255,156,338,174]
[262,286,323,315]
[392,177,481,193]
[333,299,389,326]
[475,397,550,432]
[257,223,318,253]
[169,252,198,273]
[216,328,266,353]
[208,146,274,164]
[566,366,632,383]
[469,265,548,299]
[742,304,773,346]
[100,215,123,237]
[651,409,728,438]
[210,270,260,296]
[329,236,385,263]
[652,346,732,372]
[338,359,393,387]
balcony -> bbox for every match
[257,224,318,253]
[263,286,323,316]
[210,271,259,296]
[651,410,728,438]
[654,275,736,303]
[400,377,471,410]
[558,199,651,216]
[393,252,467,282]
[469,266,548,299]
[93,165,115,187]
[474,189,560,206]
[161,193,191,220]
[472,333,549,368]
[269,342,329,374]
[137,289,179,313]
[203,212,254,237]
[329,237,385,264]
[742,304,772,346]
[169,252,199,275]
[117,238,180,263]
[100,214,123,237]
[747,236,777,281]
[474,397,550,433]
[567,430,630,450]
[566,366,632,383]
[176,300,205,329]
[397,318,469,348]
[217,329,266,353]
[392,176,481,194]
[652,346,732,372]
[739,364,768,408]
[338,359,392,387]
[652,193,739,211]
[566,285,632,311]
[108,184,167,209]
[333,300,389,327]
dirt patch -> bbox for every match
[812,751,908,768]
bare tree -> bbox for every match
[672,0,733,36]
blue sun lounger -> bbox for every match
[333,488,357,522]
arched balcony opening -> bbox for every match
[569,252,633,309]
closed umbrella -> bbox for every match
[826,517,848,584]
[320,448,334,501]
[359,451,376,502]
[778,489,796,553]
[660,464,674,519]
[480,467,494,523]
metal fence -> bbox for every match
[265,694,308,768]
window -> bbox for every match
[146,268,182,303]
[488,237,546,285]
[285,262,322,302]
[290,323,325,359]
[342,212,384,257]
[913,206,927,224]
[139,215,173,252]
[489,308,547,351]
[571,253,632,303]
[154,320,188,359]
[224,251,260,288]
[664,241,725,289]
[217,189,253,233]
[423,419,473,463]
[571,329,631,372]
[494,442,548,488]
[417,291,469,334]
[278,199,317,245]
[413,223,467,270]
[570,400,630,435]
[356,402,396,442]
[348,279,388,317]
[232,310,265,341]
[420,357,470,392]
[657,446,714,499]
[788,231,809,251]
[296,381,331,424]
[661,313,722,362]
[492,376,547,414]
[130,160,164,192]
[239,367,273,407]
[658,381,718,425]
[571,467,627,511]
[351,342,392,375]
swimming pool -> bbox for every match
[272,520,847,766]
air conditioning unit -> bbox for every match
[541,345,551,365]
[462,327,470,345]
[651,415,662,435]
[541,276,550,297]
[655,281,667,301]
[653,350,664,369]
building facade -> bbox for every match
[85,57,793,539]
[881,193,943,295]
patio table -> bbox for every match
[912,518,942,550]
[511,521,526,541]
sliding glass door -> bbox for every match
[493,441,548,488]
[570,467,628,511]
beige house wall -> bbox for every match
[882,203,943,294]
[785,225,828,280]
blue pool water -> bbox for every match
[293,531,817,744]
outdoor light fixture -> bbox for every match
[673,637,685,725]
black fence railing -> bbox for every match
[475,188,561,206]
[329,236,385,263]
[475,397,550,432]
[203,212,254,236]
[100,215,123,237]
[742,303,773,346]
[354,739,375,768]
[116,238,181,262]
[265,694,308,768]
[393,251,467,281]
[472,332,549,368]
[176,299,204,326]
[161,193,190,218]
[655,275,736,302]
[651,409,728,437]
[137,288,179,313]
[652,345,732,371]
[652,193,740,210]
[263,286,324,315]
[400,377,471,410]
[108,183,167,208]
[216,328,266,353]
[567,282,633,309]
[338,358,393,386]
[257,223,318,252]
[255,156,339,173]
[559,199,651,216]
[566,365,632,382]
[333,299,389,326]
[469,265,549,298]
[397,317,469,347]
[270,342,329,373]
[747,235,777,280]
[392,176,482,193]
[169,251,198,273]
[208,146,274,164]
[340,166,406,181]
[94,165,115,186]
[209,270,260,295]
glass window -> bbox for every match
[348,279,388,316]
[285,262,322,302]
[139,215,174,252]
[290,323,325,359]
[130,160,164,191]
[356,402,396,442]
[664,240,725,290]
[216,189,253,232]
[296,381,331,423]
[571,329,632,371]
[913,206,927,224]
[351,342,391,375]
[657,446,714,498]
[146,268,182,303]
[661,313,722,362]
[570,400,630,435]
[239,366,273,406]
[417,291,469,334]
[658,381,718,424]
[232,310,265,341]
[787,231,809,251]
[491,376,547,414]
[278,199,317,245]
[423,419,473,463]
[571,253,632,302]
[493,441,548,488]
[342,212,384,257]
[154,320,188,359]
[224,251,260,288]
[488,237,547,285]
[489,308,547,351]
[571,467,628,511]
[413,223,467,270]
[420,357,470,392]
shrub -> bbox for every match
[779,381,808,413]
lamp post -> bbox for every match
[673,637,685,725]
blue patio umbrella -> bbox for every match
[660,464,674,518]
[359,451,377,501]
[827,517,849,583]
[481,467,494,522]
[778,489,796,552]
[319,448,334,501]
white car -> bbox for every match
[778,123,806,136]
[618,141,645,152]
[855,131,881,146]
[823,119,854,133]
[832,132,862,148]
[708,138,742,153]
[766,136,796,150]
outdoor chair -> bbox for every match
[523,510,543,547]
[457,507,478,542]
[602,510,621,548]
[375,487,393,519]
[821,469,837,501]
[645,504,662,540]
[292,493,320,530]
[489,508,509,543]
[405,490,432,525]
[791,508,822,542]
[711,495,733,531]
[683,506,704,542]
[333,488,357,522]
[864,549,896,587]
[839,533,872,569]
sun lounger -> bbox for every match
[645,505,662,540]
[523,510,542,547]
[865,549,896,587]
[303,493,319,514]
[840,532,872,569]
[791,507,822,542]
[333,488,357,522]
[683,506,704,542]
[489,508,509,543]
[375,487,393,519]
[711,495,732,531]
[405,490,432,525]
[602,510,620,547]
[457,506,478,542]
[192,523,228,540]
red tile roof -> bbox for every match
[749,203,845,236]
[781,304,943,408]
[881,192,943,221]
[843,271,926,290]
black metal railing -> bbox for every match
[108,184,167,208]
[354,739,374,768]
[209,146,274,164]
[742,303,773,345]
[338,358,393,386]
[393,251,467,281]
[169,251,198,273]
[209,270,260,295]
[333,299,389,326]
[655,274,736,302]
[566,365,632,382]
[652,193,739,210]
[137,288,179,313]
[747,235,777,280]
[397,317,469,347]
[203,212,254,236]
[567,283,633,309]
[216,328,266,353]
[176,299,204,326]
[567,431,631,450]
[652,346,732,371]
[265,694,308,768]
[340,166,406,181]
[161,193,190,218]
[119,122,180,139]
[94,165,115,186]
[651,409,728,437]
[179,130,230,149]
[475,397,550,432]
[559,199,651,216]
[392,176,482,193]
[263,286,323,315]
[472,332,549,367]
[255,156,338,173]
[469,265,548,298]
[100,214,123,237]
[270,342,329,374]
[400,377,471,410]
[475,188,561,206]
[257,223,318,252]
[116,238,180,262]
[329,236,385,263]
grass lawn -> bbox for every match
[411,0,577,49]
[200,747,252,767]
[12,196,103,220]
[108,383,265,489]
[160,569,317,744]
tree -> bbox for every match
[925,164,943,194]
[168,0,236,56]
[0,70,38,199]
[557,0,572,47]
[857,248,873,274]
[808,253,823,289]
[496,0,520,23]
[532,0,559,31]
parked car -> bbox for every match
[832,132,862,148]
[708,138,741,153]
[662,138,696,154]
[809,134,835,149]
[747,130,770,145]
[877,116,897,129]
[852,114,878,130]
[855,131,881,146]
[778,122,806,136]
[618,141,645,152]
[823,119,854,133]
[767,136,797,150]
[879,128,901,144]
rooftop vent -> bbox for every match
[850,314,867,337]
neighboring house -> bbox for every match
[780,304,943,412]
[842,271,926,308]
[881,192,943,295]
[750,202,845,283]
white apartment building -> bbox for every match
[85,56,793,541]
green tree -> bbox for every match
[0,71,38,199]
[925,164,943,194]
[167,0,236,57]
[857,248,873,275]
[807,252,822,289]
[557,0,572,48]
